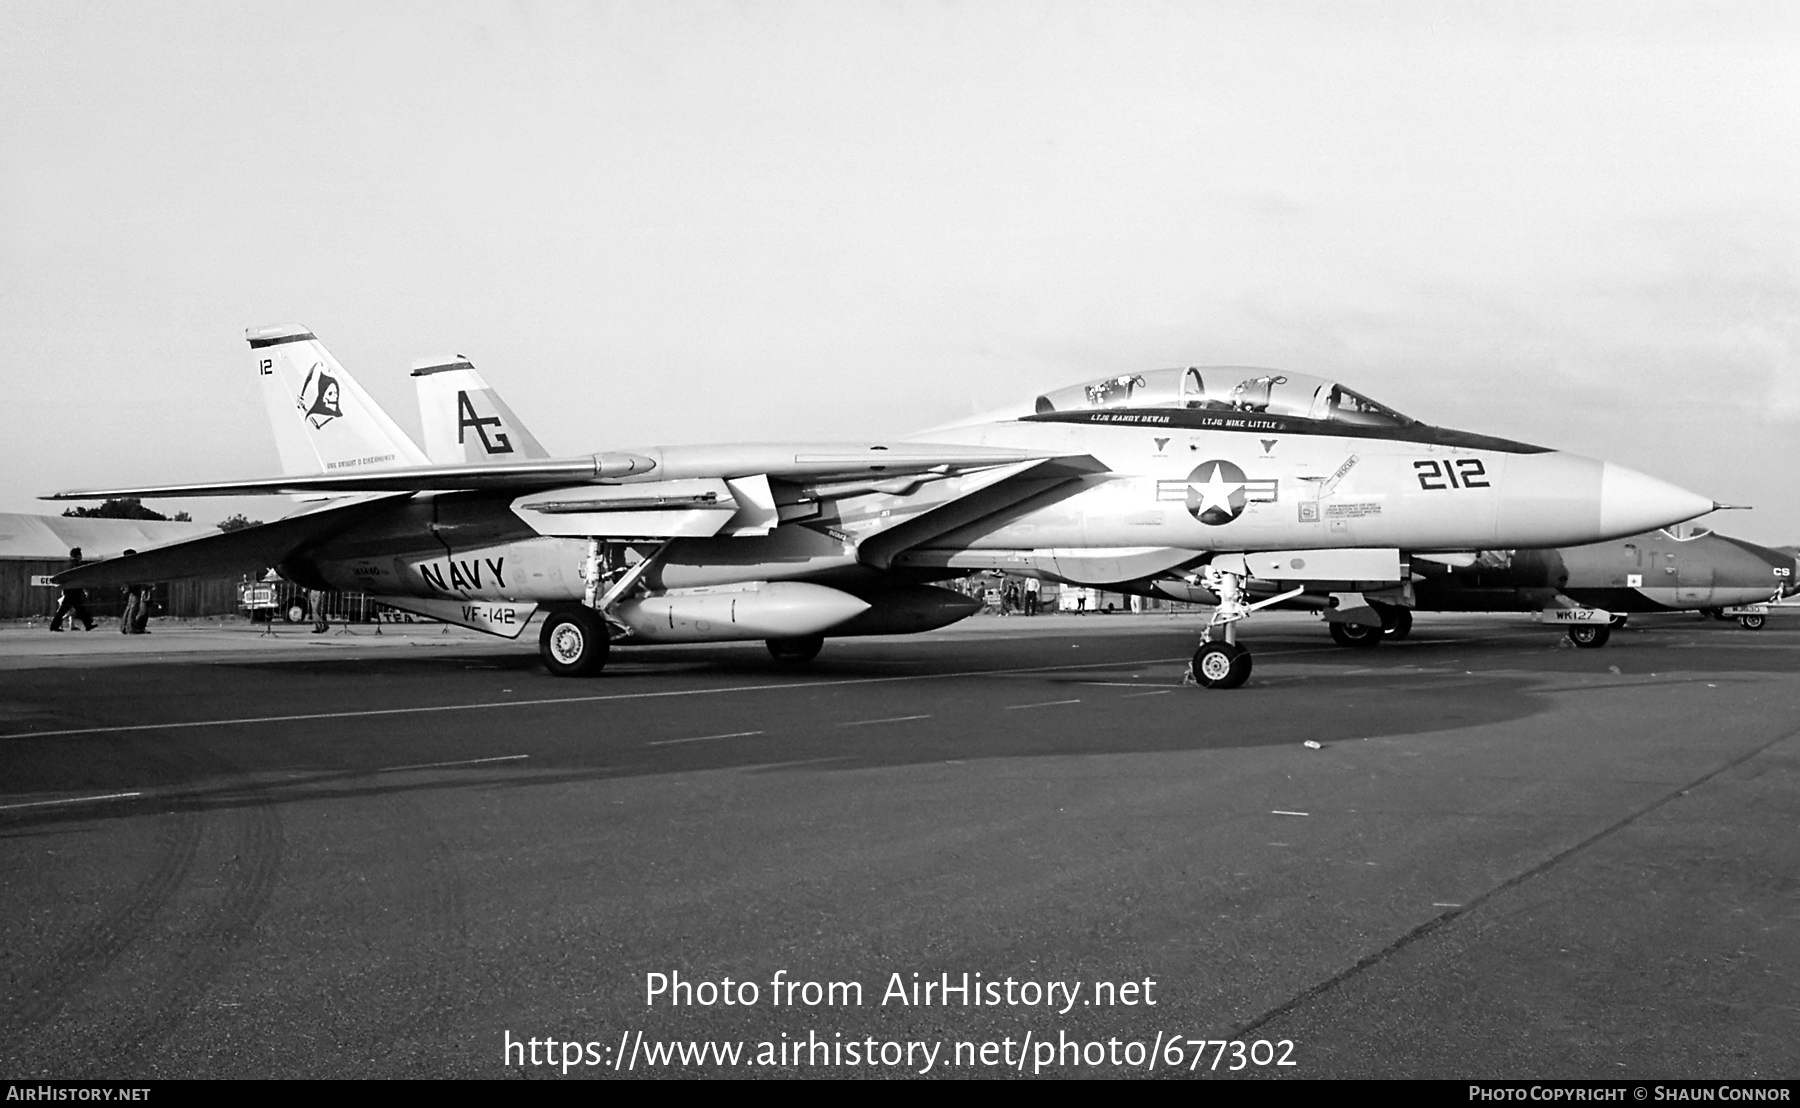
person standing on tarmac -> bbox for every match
[50,547,95,632]
[119,550,143,634]
[309,588,329,634]
[130,572,154,634]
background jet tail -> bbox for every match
[411,355,550,464]
[248,324,429,476]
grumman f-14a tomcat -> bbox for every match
[49,327,1720,689]
[408,360,1769,658]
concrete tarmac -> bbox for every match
[1,610,1796,1079]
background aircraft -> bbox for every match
[49,327,1718,688]
[1147,527,1795,651]
[1396,528,1795,645]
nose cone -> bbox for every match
[1598,462,1715,540]
[1495,453,1713,548]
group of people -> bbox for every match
[48,546,154,634]
[986,576,1042,616]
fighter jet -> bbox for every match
[48,328,1719,689]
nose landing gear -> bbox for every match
[1189,565,1304,690]
[1192,640,1253,689]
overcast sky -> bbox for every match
[4,1,1797,544]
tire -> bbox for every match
[1191,642,1253,689]
[1739,613,1766,630]
[1379,606,1413,640]
[1328,620,1382,649]
[767,634,824,665]
[283,601,307,623]
[539,608,610,677]
[1568,623,1612,648]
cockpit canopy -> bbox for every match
[1032,367,1415,429]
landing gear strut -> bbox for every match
[1188,565,1303,690]
[537,539,671,677]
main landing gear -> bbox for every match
[1382,605,1413,640]
[1328,620,1381,648]
[539,607,611,677]
[1189,565,1303,690]
[1567,623,1611,649]
[1701,607,1765,630]
[1326,602,1411,649]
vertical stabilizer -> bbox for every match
[248,324,429,475]
[412,355,550,464]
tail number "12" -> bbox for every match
[1414,458,1490,490]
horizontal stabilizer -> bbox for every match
[54,495,411,588]
[45,455,659,500]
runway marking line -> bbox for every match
[735,757,845,772]
[1120,689,1174,698]
[0,654,1192,740]
[1005,699,1081,710]
[376,754,529,773]
[0,791,142,812]
[0,640,1478,743]
[1271,810,1310,817]
[2,756,534,814]
[838,715,931,727]
[648,730,765,746]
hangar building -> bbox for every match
[0,513,238,621]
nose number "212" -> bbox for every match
[1413,458,1490,490]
